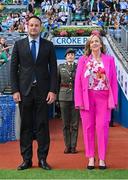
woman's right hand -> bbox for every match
[79,106,85,110]
[76,106,85,110]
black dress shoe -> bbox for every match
[87,158,95,170]
[87,165,95,170]
[99,165,107,170]
[99,160,107,170]
[64,147,71,154]
[17,161,32,170]
[38,160,51,170]
[71,147,78,154]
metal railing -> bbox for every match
[0,60,11,93]
[106,34,128,73]
[121,26,128,51]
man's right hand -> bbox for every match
[13,92,21,103]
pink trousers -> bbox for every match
[80,90,111,160]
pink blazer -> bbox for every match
[74,53,118,110]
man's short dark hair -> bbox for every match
[28,16,42,24]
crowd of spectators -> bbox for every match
[0,0,127,33]
[0,0,28,5]
[84,0,128,28]
[37,0,128,31]
[0,0,127,53]
[39,0,128,28]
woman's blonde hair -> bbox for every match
[84,32,106,56]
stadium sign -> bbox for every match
[52,37,88,46]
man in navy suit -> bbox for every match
[10,16,57,170]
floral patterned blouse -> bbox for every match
[84,57,109,90]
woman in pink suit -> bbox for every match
[74,31,118,170]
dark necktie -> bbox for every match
[31,40,36,82]
[69,63,73,71]
[31,40,36,62]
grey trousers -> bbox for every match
[60,101,79,148]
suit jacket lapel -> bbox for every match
[24,37,34,63]
[36,37,43,62]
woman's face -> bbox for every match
[89,35,102,53]
[1,38,5,44]
[66,53,75,63]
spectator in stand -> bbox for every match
[114,17,119,29]
[0,44,8,63]
[97,16,104,27]
[59,0,70,13]
[68,0,76,15]
[82,0,90,16]
[53,0,60,14]
[17,23,25,33]
[13,19,21,31]
[120,0,128,12]
[75,0,82,14]
[90,12,99,25]
[0,22,2,32]
[75,30,118,170]
[41,0,52,13]
[120,13,127,25]
[125,11,128,23]
[58,11,68,25]
[28,0,35,14]
[113,0,120,12]
[99,0,109,12]
[0,37,12,57]
[91,0,99,12]
[102,12,110,26]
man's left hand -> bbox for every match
[46,92,56,104]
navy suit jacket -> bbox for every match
[10,36,57,97]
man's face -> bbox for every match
[28,18,41,38]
